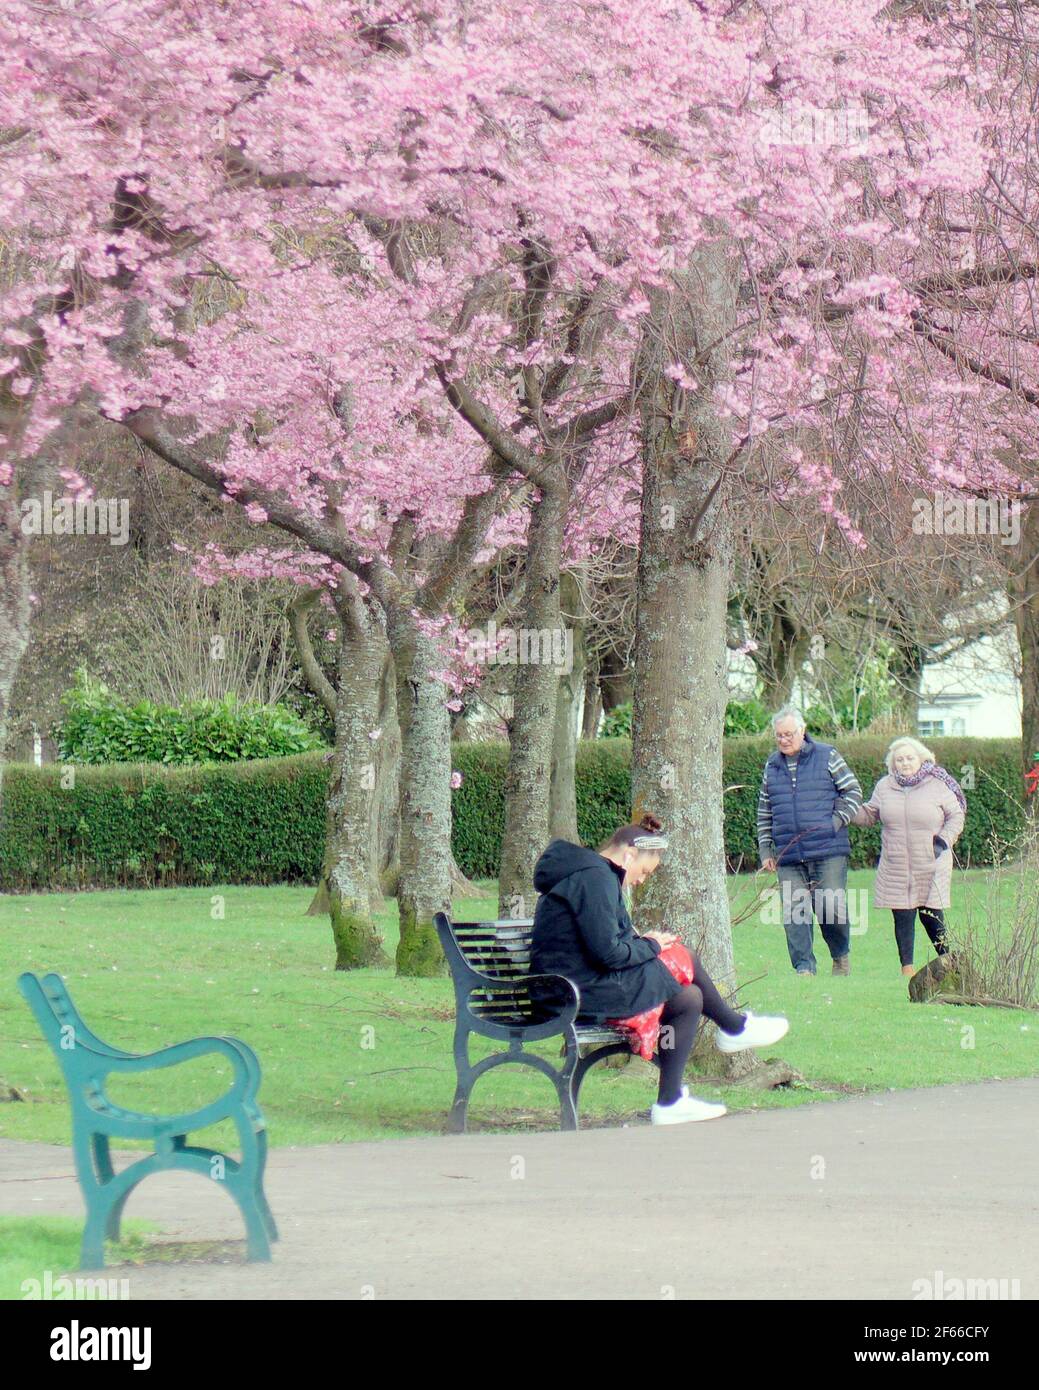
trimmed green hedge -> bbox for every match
[0,736,1026,891]
[718,735,1024,873]
[0,755,329,891]
[456,735,1025,877]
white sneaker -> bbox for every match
[715,1010,789,1054]
[651,1093,727,1125]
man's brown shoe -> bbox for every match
[832,956,850,976]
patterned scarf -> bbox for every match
[892,759,967,811]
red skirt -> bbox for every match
[608,942,695,1061]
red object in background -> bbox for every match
[1026,760,1039,797]
[608,941,696,1061]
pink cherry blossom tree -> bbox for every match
[0,0,1028,995]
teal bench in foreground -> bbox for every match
[18,971,278,1268]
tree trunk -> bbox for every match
[325,592,390,969]
[0,341,67,835]
[599,645,634,712]
[888,633,925,730]
[386,602,453,975]
[372,648,401,898]
[0,496,31,828]
[290,583,388,966]
[1010,501,1039,805]
[761,611,809,709]
[631,468,735,983]
[630,236,750,1075]
[581,662,602,738]
[549,570,584,842]
[498,480,567,918]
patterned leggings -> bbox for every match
[891,908,947,967]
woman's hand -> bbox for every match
[644,930,678,948]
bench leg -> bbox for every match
[562,1040,663,1129]
[557,1037,581,1131]
[557,1087,579,1131]
[252,1127,278,1243]
[448,1025,475,1133]
[105,1188,132,1245]
[447,1086,471,1134]
[87,1135,129,1244]
[452,1045,582,1131]
[231,1114,274,1261]
[80,1209,109,1271]
[74,1131,118,1269]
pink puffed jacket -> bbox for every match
[851,774,965,909]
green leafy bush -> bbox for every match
[56,671,325,766]
[724,698,771,735]
[598,702,632,738]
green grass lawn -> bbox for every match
[0,871,1036,1154]
[0,1217,158,1302]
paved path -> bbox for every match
[3,1078,1037,1300]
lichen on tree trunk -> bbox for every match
[386,604,452,976]
[0,495,31,830]
[325,587,391,969]
[498,480,567,918]
[1010,500,1039,818]
[549,569,584,843]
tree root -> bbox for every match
[721,1057,805,1090]
[930,992,1038,1011]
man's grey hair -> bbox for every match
[771,704,806,732]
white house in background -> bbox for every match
[726,629,1023,740]
[916,633,1021,740]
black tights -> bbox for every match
[656,954,747,1106]
[891,908,947,967]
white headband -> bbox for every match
[632,834,669,850]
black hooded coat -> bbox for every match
[530,840,682,1020]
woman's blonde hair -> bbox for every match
[884,736,934,774]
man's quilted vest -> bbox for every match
[765,734,850,866]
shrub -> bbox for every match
[724,698,771,735]
[56,670,325,765]
[598,702,632,738]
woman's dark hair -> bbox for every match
[600,812,669,854]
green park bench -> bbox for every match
[18,971,278,1269]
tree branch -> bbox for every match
[121,407,400,605]
[432,364,545,482]
[287,588,338,721]
[910,312,1039,408]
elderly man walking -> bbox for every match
[758,706,863,976]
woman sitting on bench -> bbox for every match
[531,813,789,1125]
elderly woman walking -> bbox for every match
[851,737,967,976]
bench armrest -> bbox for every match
[461,970,581,1032]
[216,1036,262,1092]
[94,1035,258,1093]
